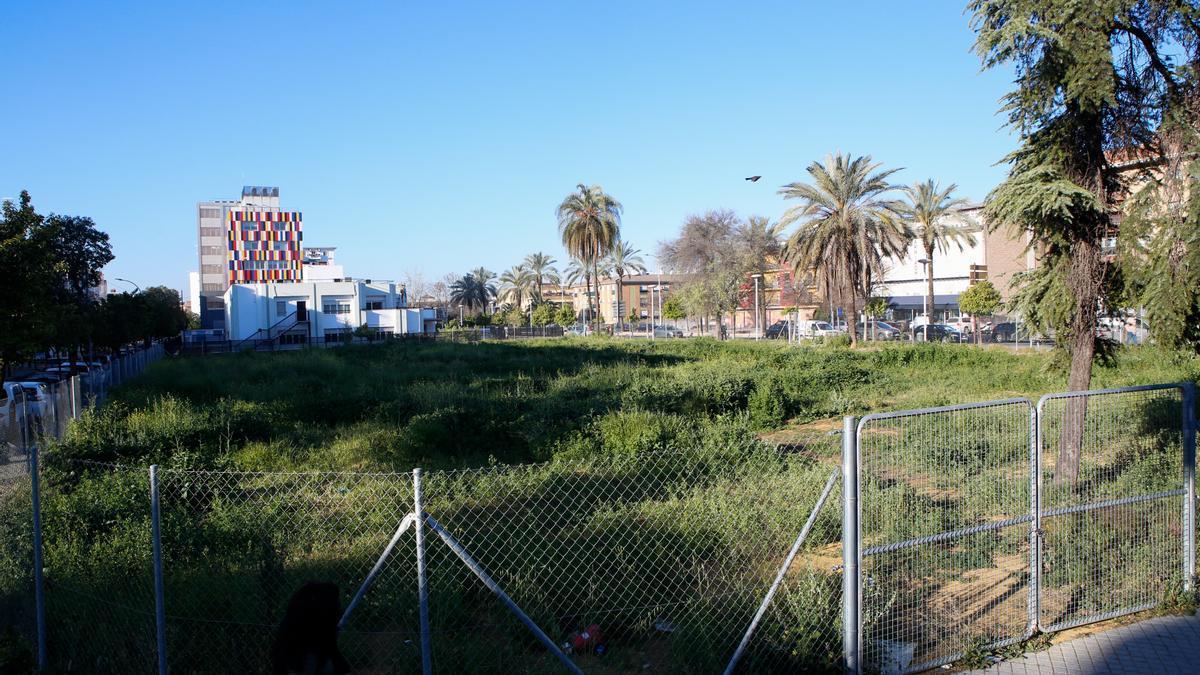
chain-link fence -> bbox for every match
[1036,385,1188,632]
[855,399,1035,672]
[0,343,165,670]
[3,377,1197,674]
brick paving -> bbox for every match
[965,612,1200,674]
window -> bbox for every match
[200,227,221,238]
[323,301,351,315]
[202,283,225,293]
[202,246,223,256]
[199,208,220,219]
[276,300,290,316]
[324,329,350,341]
[364,296,385,310]
[201,264,222,275]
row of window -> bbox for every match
[199,208,221,219]
[239,241,293,251]
[240,260,295,271]
[323,302,351,315]
[200,227,222,238]
[239,221,297,232]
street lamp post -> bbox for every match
[917,258,931,342]
[751,273,763,340]
[458,304,464,327]
[114,277,140,294]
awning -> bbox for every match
[884,294,961,310]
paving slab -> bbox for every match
[964,612,1200,675]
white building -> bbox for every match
[301,247,346,281]
[876,205,988,321]
[223,280,437,344]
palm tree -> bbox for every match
[897,180,976,340]
[779,153,910,347]
[557,184,622,329]
[469,267,498,313]
[450,272,496,316]
[498,265,537,311]
[522,252,560,303]
[600,240,647,328]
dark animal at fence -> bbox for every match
[270,582,351,675]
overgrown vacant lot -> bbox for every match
[57,338,1200,471]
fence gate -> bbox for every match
[1035,384,1193,632]
[854,399,1035,673]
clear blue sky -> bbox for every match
[2,1,1016,295]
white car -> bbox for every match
[795,320,843,338]
[653,325,683,338]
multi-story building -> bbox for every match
[195,186,303,331]
[732,263,823,332]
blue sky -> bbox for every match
[2,1,1016,294]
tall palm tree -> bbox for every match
[897,180,976,339]
[498,265,537,310]
[779,153,910,347]
[601,240,647,327]
[468,267,498,313]
[557,184,622,329]
[522,252,560,303]
[449,273,495,316]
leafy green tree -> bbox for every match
[661,295,687,321]
[0,192,57,381]
[555,303,577,326]
[779,154,910,347]
[863,297,891,340]
[970,0,1193,480]
[530,302,556,327]
[897,180,975,338]
[557,184,622,330]
[959,281,1002,344]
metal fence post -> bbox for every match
[25,391,47,670]
[414,468,432,675]
[150,465,167,675]
[1029,404,1040,632]
[1183,382,1196,589]
[842,415,860,674]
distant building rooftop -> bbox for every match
[241,186,280,198]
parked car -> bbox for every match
[988,322,1019,342]
[914,324,964,342]
[764,320,792,340]
[795,320,843,338]
[565,324,592,336]
[653,325,683,338]
[857,320,902,340]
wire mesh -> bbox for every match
[420,439,844,674]
[40,460,157,673]
[1037,386,1185,632]
[156,468,421,673]
[857,400,1034,673]
[0,431,35,668]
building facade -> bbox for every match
[223,280,436,343]
[301,247,346,281]
[196,186,302,331]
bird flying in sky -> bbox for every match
[745,175,761,182]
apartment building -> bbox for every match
[195,186,303,331]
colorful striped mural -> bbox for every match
[226,210,304,284]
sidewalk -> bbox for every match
[965,612,1200,674]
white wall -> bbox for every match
[223,280,433,341]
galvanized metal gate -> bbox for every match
[843,382,1196,674]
